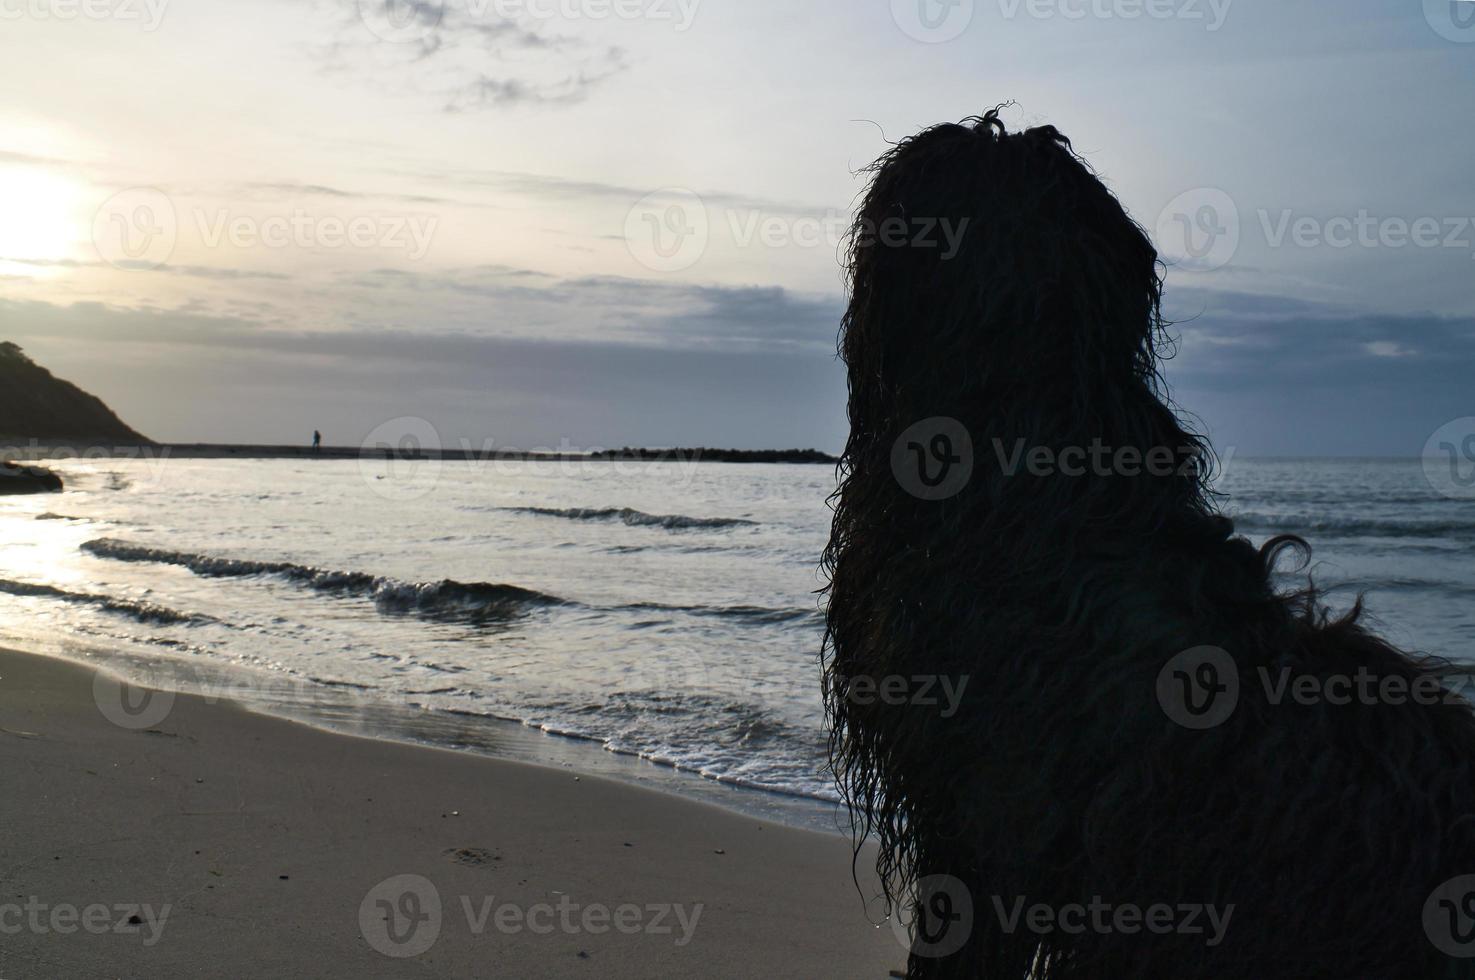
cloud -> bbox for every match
[0,256,291,282]
[1363,341,1417,358]
[320,0,630,111]
[443,50,630,110]
[1163,286,1475,389]
[0,149,80,169]
[3,251,846,353]
[1156,286,1475,455]
[0,296,847,450]
[381,164,836,220]
[338,262,554,284]
[10,281,1470,456]
[326,265,844,350]
[235,181,494,210]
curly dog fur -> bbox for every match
[822,109,1475,978]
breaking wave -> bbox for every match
[1229,513,1475,540]
[81,539,565,625]
[625,602,823,625]
[502,506,756,531]
[0,577,213,627]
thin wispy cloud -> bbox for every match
[235,181,498,210]
[381,165,838,219]
[444,51,630,110]
[318,0,630,110]
[0,256,292,282]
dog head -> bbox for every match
[842,108,1166,425]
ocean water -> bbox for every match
[0,455,841,813]
[0,455,1469,819]
[1215,457,1475,659]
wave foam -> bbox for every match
[81,539,565,625]
[0,577,213,627]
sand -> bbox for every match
[0,647,904,979]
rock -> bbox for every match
[0,461,63,495]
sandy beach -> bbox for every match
[0,647,903,979]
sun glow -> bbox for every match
[0,164,85,269]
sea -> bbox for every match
[0,454,1469,830]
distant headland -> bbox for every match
[0,342,838,467]
[67,444,841,466]
[0,341,149,447]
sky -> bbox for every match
[0,0,1472,455]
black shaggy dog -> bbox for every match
[822,109,1475,979]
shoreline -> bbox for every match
[10,636,846,834]
[0,644,902,979]
[0,451,850,835]
[0,442,840,465]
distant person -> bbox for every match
[822,108,1475,978]
[312,430,321,453]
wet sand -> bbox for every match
[0,647,902,979]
